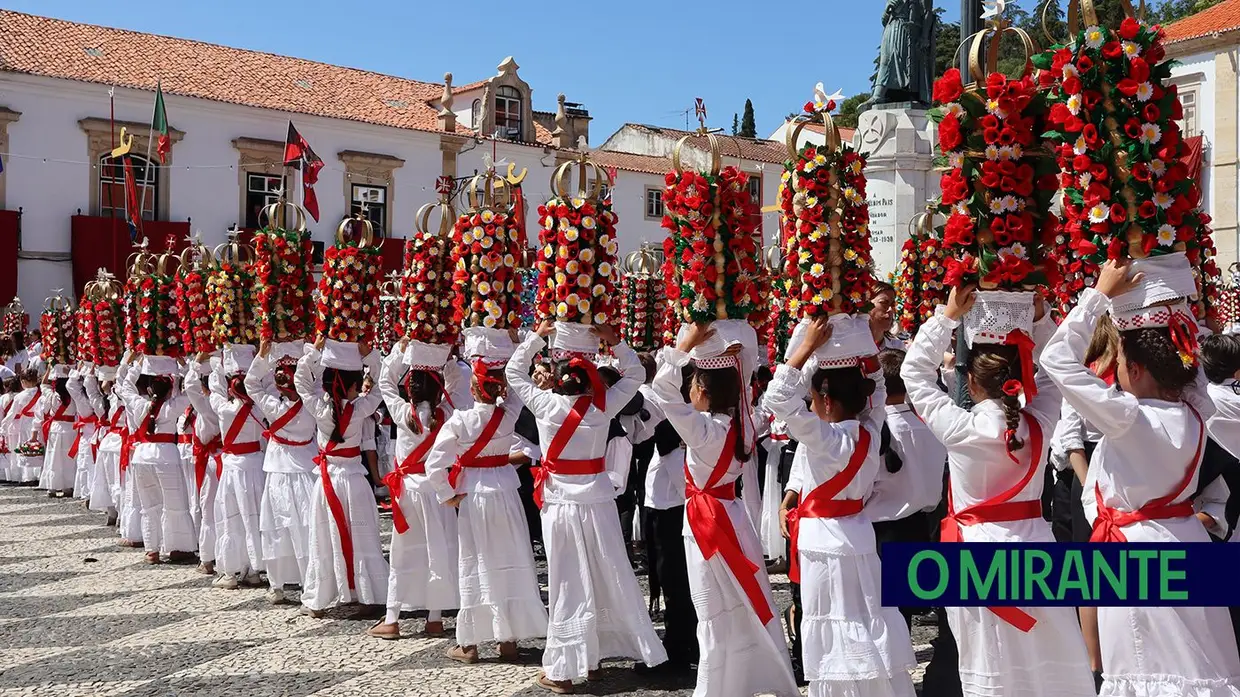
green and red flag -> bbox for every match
[152,83,170,164]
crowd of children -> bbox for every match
[1,260,1239,697]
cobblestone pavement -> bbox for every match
[0,485,935,696]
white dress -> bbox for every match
[247,355,319,589]
[115,359,196,555]
[506,335,668,681]
[66,371,98,498]
[377,351,460,615]
[7,386,42,482]
[760,414,790,560]
[425,396,548,646]
[654,347,799,697]
[1043,288,1240,697]
[87,376,125,515]
[763,357,914,697]
[905,308,1095,697]
[0,393,11,481]
[188,361,266,576]
[183,375,223,563]
[294,346,389,610]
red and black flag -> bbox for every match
[283,121,324,222]
[123,157,144,241]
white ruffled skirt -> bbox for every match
[302,462,389,611]
[800,548,916,697]
[260,470,316,588]
[541,499,668,681]
[386,477,459,612]
[950,604,1097,696]
[456,487,546,646]
[687,499,798,697]
[760,451,785,560]
[214,453,266,575]
[17,454,42,483]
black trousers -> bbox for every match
[1051,467,1077,543]
[641,505,698,665]
[873,511,931,630]
[919,469,964,697]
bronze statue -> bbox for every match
[862,0,938,109]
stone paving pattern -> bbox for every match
[0,486,935,696]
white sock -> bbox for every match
[385,607,400,625]
[428,610,442,622]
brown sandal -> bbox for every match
[536,672,574,694]
[422,620,446,637]
[446,645,478,664]
[498,641,519,662]
[143,551,161,565]
[365,621,400,640]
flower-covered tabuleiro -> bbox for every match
[175,244,214,355]
[317,216,384,343]
[78,270,124,366]
[207,238,259,347]
[253,201,316,343]
[405,190,461,345]
[126,248,184,357]
[40,293,76,366]
[450,167,527,332]
[619,246,664,352]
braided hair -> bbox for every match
[967,345,1025,451]
[323,368,363,444]
[692,366,750,463]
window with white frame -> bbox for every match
[98,153,157,220]
[471,99,481,130]
[351,183,387,231]
[746,173,762,205]
[1180,87,1198,135]
[644,187,664,220]
[245,173,286,229]
[496,85,523,140]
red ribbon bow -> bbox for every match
[568,356,606,411]
[1168,311,1199,369]
[1001,379,1023,397]
[1002,329,1037,400]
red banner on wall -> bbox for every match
[0,210,18,307]
[71,216,191,297]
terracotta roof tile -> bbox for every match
[0,10,460,134]
[589,150,676,176]
[1164,0,1240,43]
[625,124,788,164]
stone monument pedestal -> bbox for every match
[855,104,937,280]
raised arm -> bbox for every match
[1041,288,1139,438]
[442,358,473,411]
[606,423,632,491]
[115,354,146,418]
[763,364,848,453]
[205,361,231,415]
[244,355,286,422]
[860,361,888,434]
[84,371,105,418]
[505,333,559,418]
[603,342,643,419]
[649,347,718,449]
[1024,311,1066,429]
[295,346,332,424]
[378,350,413,428]
[66,366,93,416]
[902,311,973,447]
[184,360,217,420]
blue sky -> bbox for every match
[7,1,966,141]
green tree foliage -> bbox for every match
[732,113,739,135]
[740,99,757,138]
[834,92,873,128]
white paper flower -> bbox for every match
[1157,224,1176,246]
[1085,26,1105,49]
[1140,123,1161,145]
[1136,82,1154,102]
[1088,204,1109,223]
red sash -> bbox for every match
[448,406,507,490]
[940,413,1043,633]
[193,434,223,493]
[384,407,447,535]
[18,391,38,418]
[263,400,313,447]
[0,400,11,452]
[68,415,98,459]
[786,426,871,585]
[40,401,74,443]
[1092,404,1204,543]
[532,395,605,509]
[314,403,360,591]
[685,426,774,625]
[221,403,261,456]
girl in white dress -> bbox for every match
[764,315,916,697]
[188,348,267,588]
[247,341,319,604]
[367,341,462,640]
[652,321,798,697]
[903,285,1095,697]
[6,370,43,483]
[115,354,196,564]
[425,331,547,663]
[86,366,126,528]
[294,338,389,615]
[0,378,16,482]
[1043,259,1240,697]
[506,321,667,694]
[66,366,98,500]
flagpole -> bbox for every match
[137,81,158,243]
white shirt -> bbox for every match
[865,403,946,522]
[378,350,468,496]
[246,355,319,474]
[115,358,188,465]
[186,361,266,463]
[506,334,643,505]
[1043,288,1214,543]
[294,346,383,474]
[902,308,1060,544]
[425,400,521,503]
[763,360,887,554]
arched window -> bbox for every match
[495,85,522,140]
[470,99,481,129]
[99,153,157,220]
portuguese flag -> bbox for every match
[152,83,170,164]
